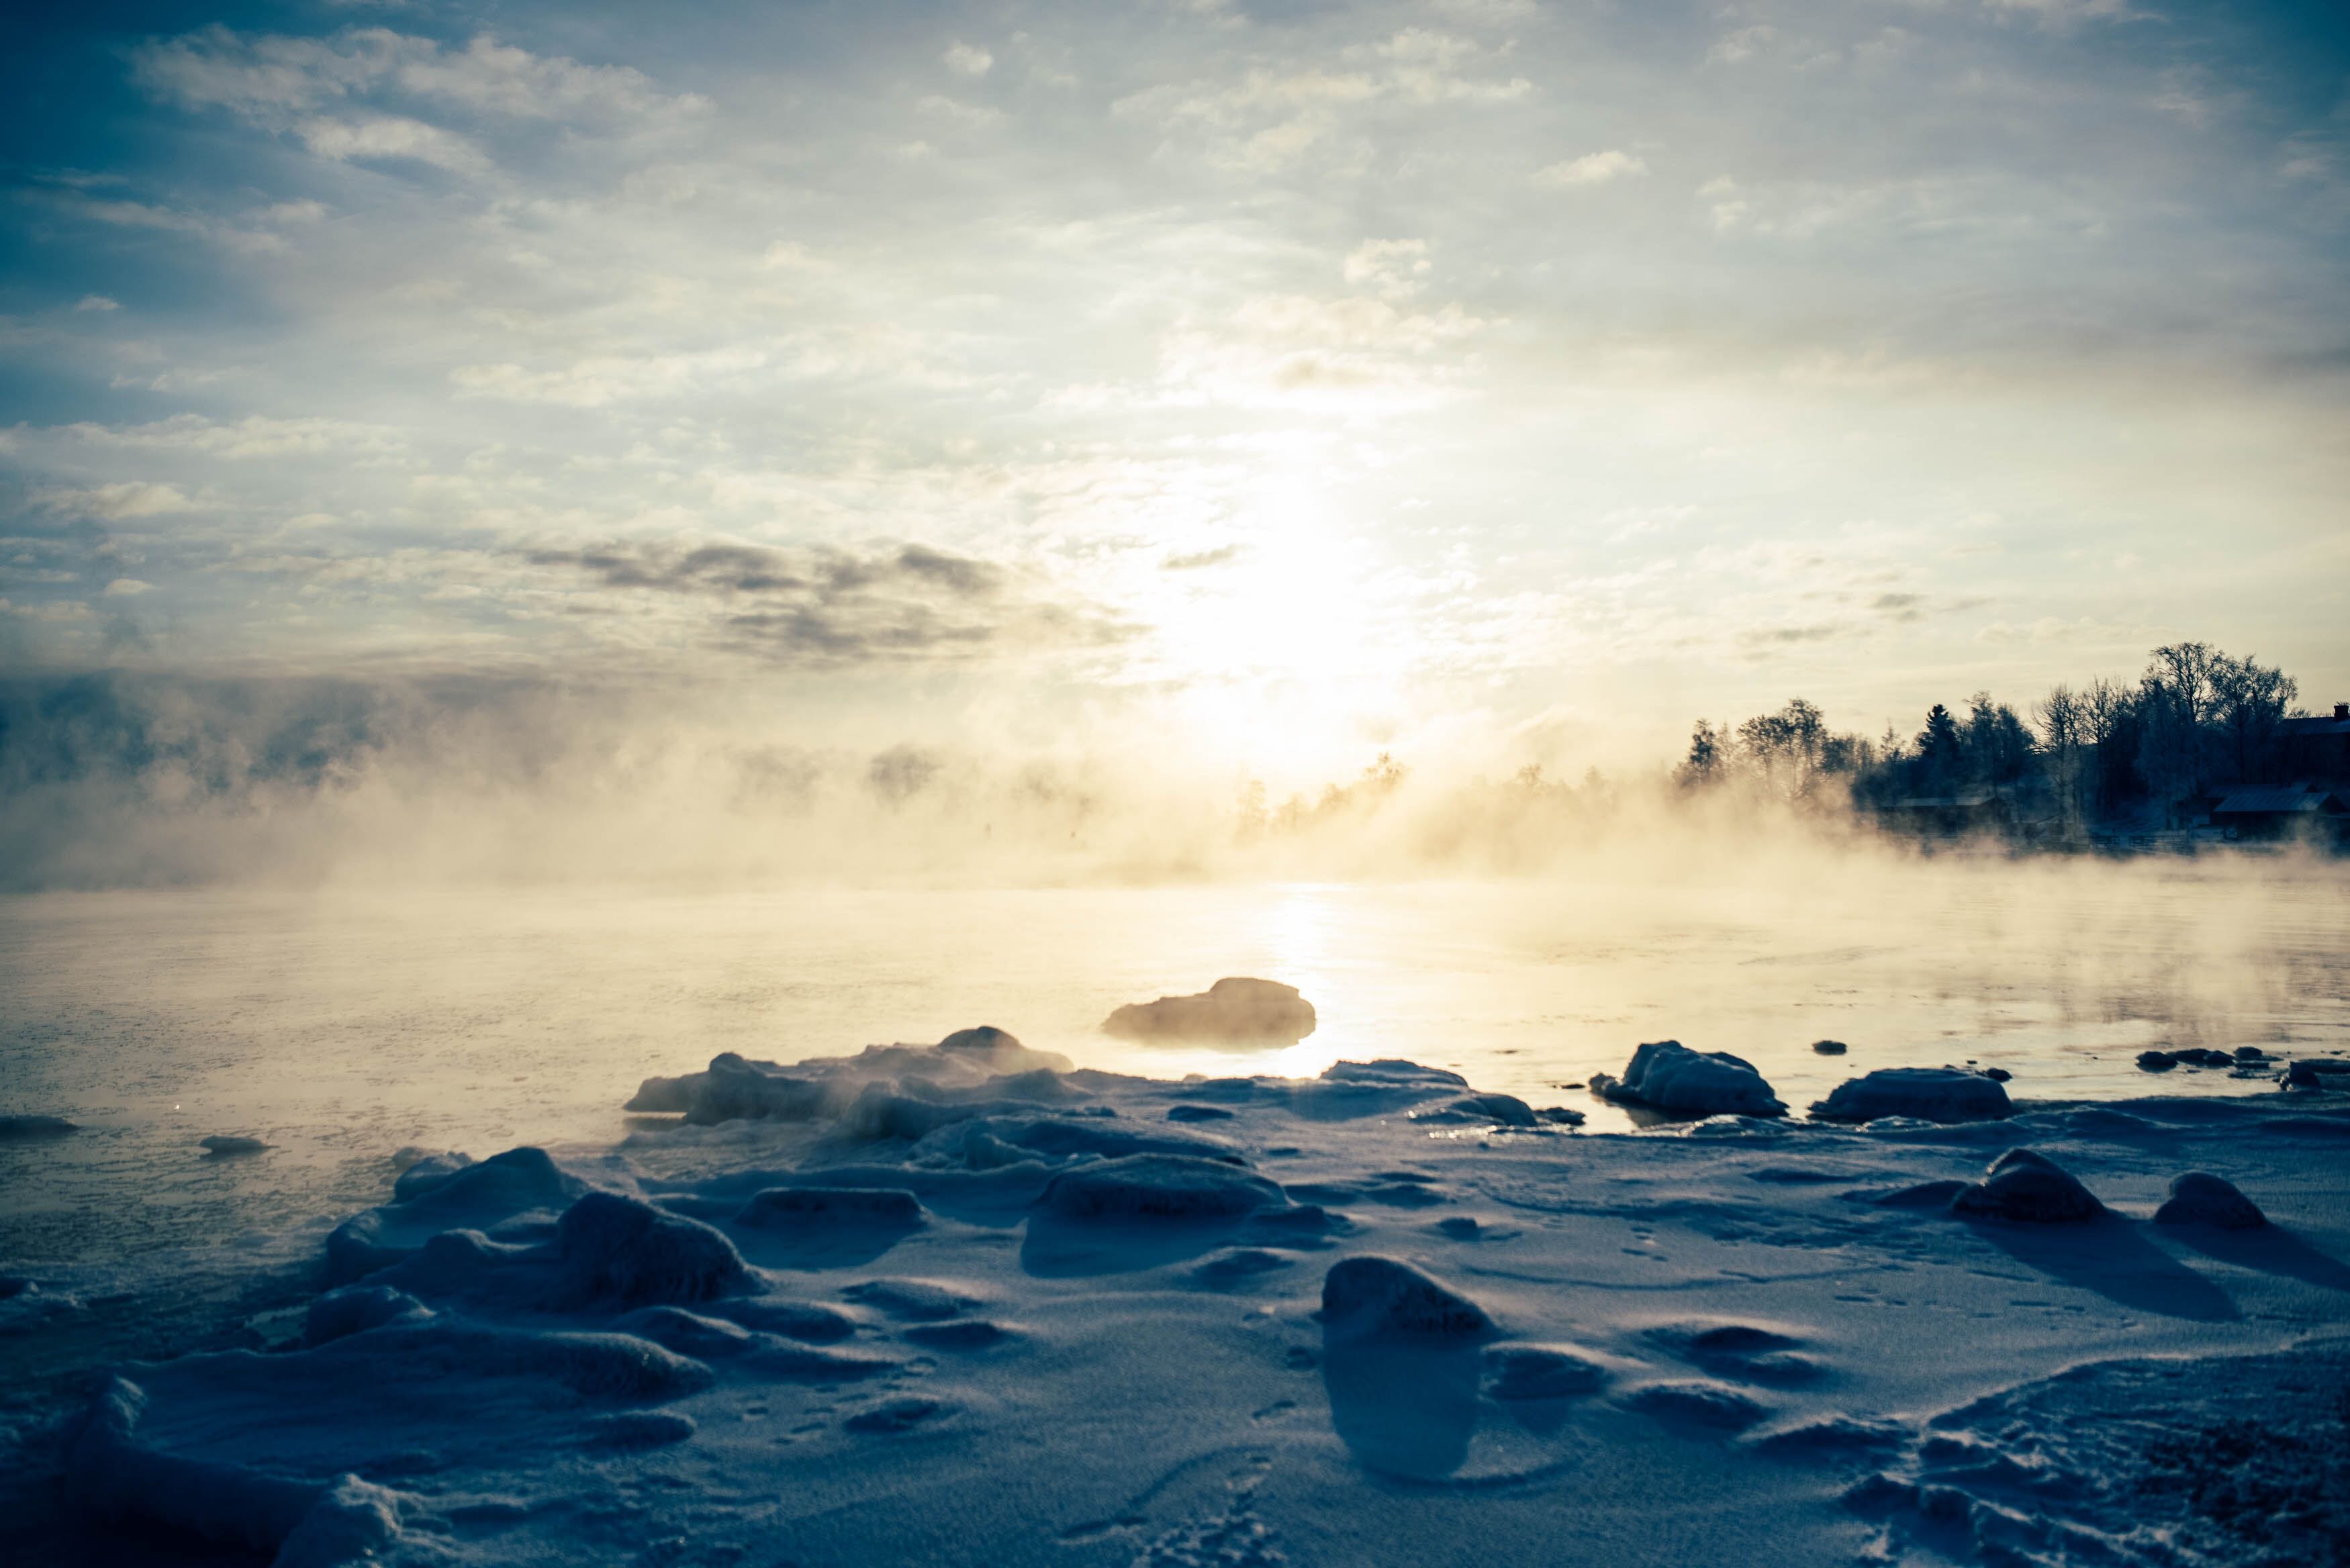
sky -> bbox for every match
[1,0,2345,789]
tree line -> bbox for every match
[1675,642,2308,833]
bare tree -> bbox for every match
[2208,652,2298,785]
[2034,683,2085,838]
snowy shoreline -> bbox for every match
[10,1031,2350,1567]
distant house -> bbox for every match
[2278,703,2350,782]
[1873,787,2012,836]
[2209,785,2349,843]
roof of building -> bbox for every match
[2278,716,2350,736]
[2211,786,2346,816]
[1880,788,1997,811]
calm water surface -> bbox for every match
[4,859,2347,1273]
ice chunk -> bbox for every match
[1590,1040,1787,1118]
[1812,1040,1848,1055]
[554,1191,753,1307]
[1102,977,1317,1042]
[1950,1148,2104,1223]
[1038,1155,1286,1221]
[1809,1067,2013,1125]
[1319,1256,1494,1343]
[2153,1171,2266,1230]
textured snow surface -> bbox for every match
[13,1031,2350,1568]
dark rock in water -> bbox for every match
[1103,978,1317,1042]
[1038,1155,1286,1221]
[2233,1046,2269,1063]
[1483,1344,1607,1400]
[736,1187,925,1228]
[1320,1059,1468,1087]
[1812,1040,1848,1056]
[2153,1171,2267,1230]
[1166,1104,1234,1123]
[1950,1148,2104,1223]
[0,1114,80,1140]
[1321,1255,1494,1344]
[1978,1067,2012,1083]
[199,1134,270,1156]
[1591,1040,1787,1118]
[2137,1050,2178,1073]
[2283,1059,2350,1091]
[555,1191,754,1307]
[2170,1048,2233,1069]
[1810,1067,2012,1125]
[1537,1106,1587,1126]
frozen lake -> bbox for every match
[4,855,2345,1274]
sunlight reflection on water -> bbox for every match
[2,858,2345,1268]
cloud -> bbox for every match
[75,295,119,313]
[297,113,488,173]
[35,483,210,520]
[520,538,1124,667]
[58,413,406,459]
[103,579,155,596]
[943,42,993,77]
[1163,544,1243,571]
[1534,150,1647,187]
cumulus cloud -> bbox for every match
[1534,150,1647,187]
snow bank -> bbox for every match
[36,1028,2350,1568]
[1590,1040,1787,1118]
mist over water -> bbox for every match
[5,854,2343,1273]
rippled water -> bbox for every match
[4,858,2347,1274]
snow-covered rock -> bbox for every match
[1809,1067,2012,1124]
[2153,1171,2266,1230]
[1950,1148,2104,1223]
[1590,1040,1787,1118]
[1320,1256,1495,1343]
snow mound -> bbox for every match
[301,1285,428,1347]
[1482,1344,1607,1400]
[1038,1155,1287,1220]
[1319,1255,1494,1343]
[1410,1093,1539,1128]
[1950,1148,2105,1223]
[1810,1067,2014,1124]
[553,1191,755,1307]
[2152,1171,2267,1230]
[735,1186,925,1227]
[1590,1040,1787,1118]
[1166,1103,1234,1122]
[1102,977,1317,1042]
[326,1145,588,1283]
[1620,1380,1771,1430]
[1320,1059,1468,1087]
